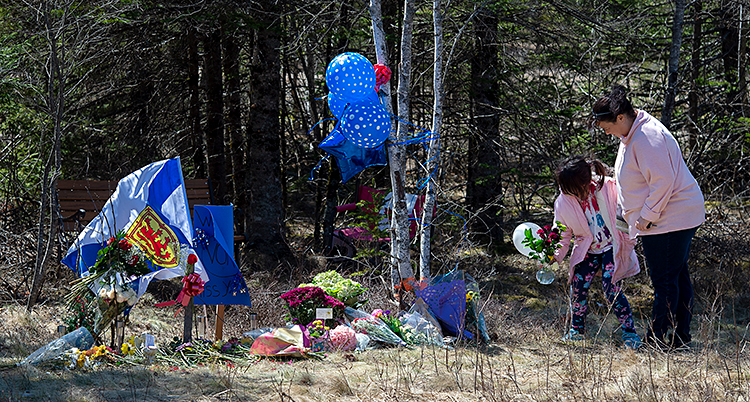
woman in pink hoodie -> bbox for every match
[591,85,705,350]
[553,155,641,348]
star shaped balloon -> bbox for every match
[319,128,388,183]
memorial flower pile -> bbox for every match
[280,286,345,326]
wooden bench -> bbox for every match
[57,179,214,233]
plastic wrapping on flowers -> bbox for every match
[397,311,446,347]
[327,325,357,351]
[350,315,407,347]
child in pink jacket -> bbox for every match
[553,155,641,348]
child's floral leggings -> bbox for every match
[570,249,636,334]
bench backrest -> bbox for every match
[57,179,212,232]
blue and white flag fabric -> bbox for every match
[61,157,208,298]
[192,205,251,307]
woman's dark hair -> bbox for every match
[556,155,609,199]
[588,84,636,129]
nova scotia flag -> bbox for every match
[61,157,208,298]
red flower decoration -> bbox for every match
[107,237,116,246]
[118,239,132,251]
[187,254,198,265]
[373,64,392,92]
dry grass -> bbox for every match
[2,252,750,401]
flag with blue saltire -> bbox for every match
[61,157,208,298]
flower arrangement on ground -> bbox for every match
[521,222,567,264]
[351,314,407,347]
[298,270,367,307]
[163,336,258,367]
[306,319,330,352]
[65,345,116,370]
[280,286,345,326]
[327,325,356,351]
[372,309,407,342]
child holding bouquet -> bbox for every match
[553,155,641,348]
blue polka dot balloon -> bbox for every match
[327,90,380,120]
[326,52,375,102]
[340,100,391,148]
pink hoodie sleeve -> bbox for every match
[553,197,573,265]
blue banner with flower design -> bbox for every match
[191,205,251,306]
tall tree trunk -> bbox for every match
[662,0,686,129]
[688,0,702,154]
[466,5,502,252]
[737,4,747,107]
[243,6,292,269]
[187,27,206,178]
[29,2,64,310]
[205,26,227,204]
[224,22,243,208]
[718,5,740,109]
[418,0,444,281]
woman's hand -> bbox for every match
[635,216,653,231]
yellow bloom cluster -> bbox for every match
[67,345,112,370]
[466,291,478,303]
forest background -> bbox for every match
[0,0,748,327]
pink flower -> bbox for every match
[328,325,357,351]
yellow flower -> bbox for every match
[76,353,86,368]
[121,343,132,356]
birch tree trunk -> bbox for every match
[418,0,444,281]
[661,0,685,129]
[369,0,415,301]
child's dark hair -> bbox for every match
[556,155,608,199]
[588,84,636,129]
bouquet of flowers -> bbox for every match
[280,286,345,326]
[65,345,116,370]
[371,309,407,342]
[521,221,567,264]
[351,315,407,347]
[522,222,567,285]
[398,311,445,347]
[65,232,152,335]
[327,325,357,351]
[298,270,367,307]
[306,319,330,352]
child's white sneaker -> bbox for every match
[622,331,642,349]
[561,328,584,342]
